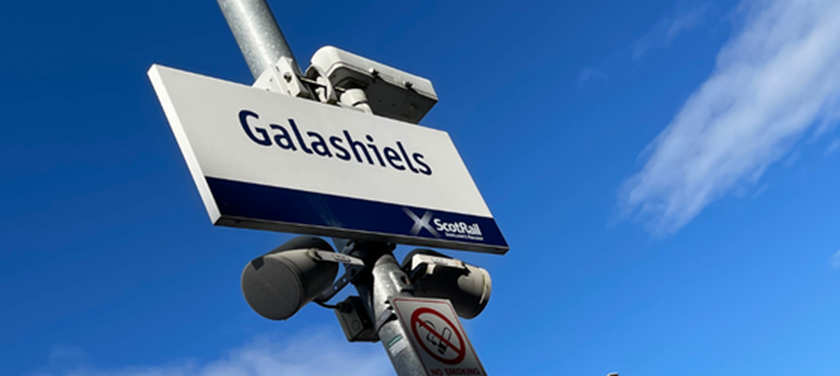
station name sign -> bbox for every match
[238,110,433,175]
[148,65,507,254]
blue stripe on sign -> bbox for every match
[205,177,508,251]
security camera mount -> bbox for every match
[217,1,491,375]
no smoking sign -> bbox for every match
[391,297,486,376]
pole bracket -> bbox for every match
[253,56,313,99]
[307,249,365,266]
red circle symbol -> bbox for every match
[410,307,466,365]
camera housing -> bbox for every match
[241,236,339,320]
[402,249,492,319]
[307,46,438,124]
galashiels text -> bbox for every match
[239,110,433,175]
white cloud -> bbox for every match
[620,0,840,235]
[832,250,840,269]
[632,2,712,59]
[31,331,393,376]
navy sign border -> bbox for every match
[206,177,508,254]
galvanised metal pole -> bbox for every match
[349,242,428,376]
[217,0,302,79]
[216,3,428,375]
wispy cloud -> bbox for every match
[632,2,712,59]
[831,250,840,269]
[620,0,840,235]
[30,331,392,376]
[782,150,800,167]
[47,345,87,369]
[578,67,607,84]
[825,138,840,156]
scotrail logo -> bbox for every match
[403,208,440,238]
[403,208,483,241]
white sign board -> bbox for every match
[391,297,487,376]
[148,65,507,254]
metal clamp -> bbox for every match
[307,249,364,266]
[374,308,397,334]
[409,253,465,275]
[252,56,313,99]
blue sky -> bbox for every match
[2,0,840,375]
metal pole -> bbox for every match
[349,242,427,376]
[217,0,302,79]
[216,4,428,374]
